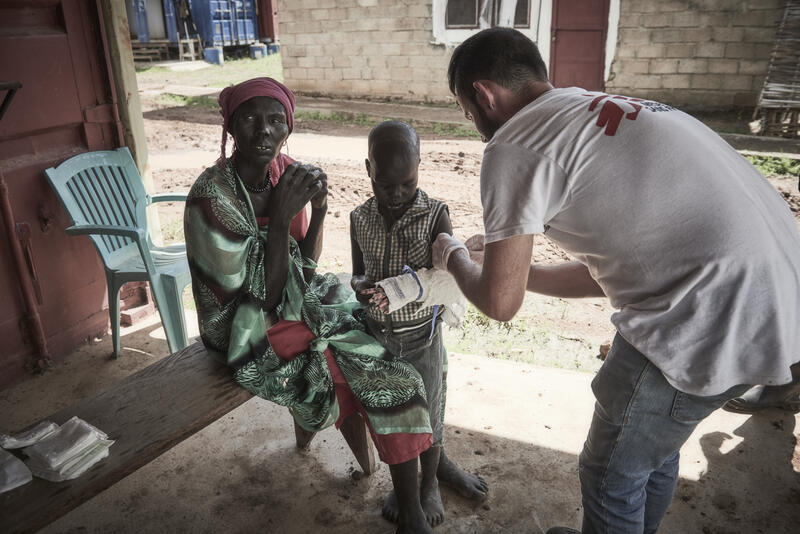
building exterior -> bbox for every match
[278,0,786,109]
[607,0,785,109]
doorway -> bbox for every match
[549,0,610,90]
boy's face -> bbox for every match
[366,146,419,219]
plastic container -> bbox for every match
[249,43,267,59]
[203,47,224,65]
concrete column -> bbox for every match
[99,0,162,243]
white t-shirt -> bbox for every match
[481,87,800,396]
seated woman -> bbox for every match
[183,77,435,534]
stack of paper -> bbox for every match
[22,417,114,482]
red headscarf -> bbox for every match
[216,77,296,168]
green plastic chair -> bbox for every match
[45,147,191,357]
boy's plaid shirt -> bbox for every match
[351,189,449,329]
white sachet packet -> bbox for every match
[23,416,107,469]
[27,439,113,482]
[0,421,59,449]
[0,448,32,493]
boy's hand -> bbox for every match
[365,286,389,314]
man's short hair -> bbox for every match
[448,27,548,100]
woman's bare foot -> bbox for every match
[382,490,400,523]
[388,457,434,533]
[396,513,434,534]
[383,484,445,527]
[421,479,445,526]
[437,450,488,501]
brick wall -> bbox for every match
[278,0,452,102]
[608,0,785,109]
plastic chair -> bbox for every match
[45,147,191,357]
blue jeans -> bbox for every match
[579,334,749,533]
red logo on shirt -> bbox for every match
[583,94,644,136]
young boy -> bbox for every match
[350,121,488,528]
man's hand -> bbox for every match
[432,233,468,270]
[465,234,485,264]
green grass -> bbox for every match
[160,218,184,245]
[442,297,606,373]
[137,54,284,88]
[155,92,218,109]
[295,110,380,127]
[295,110,480,139]
[417,119,480,139]
[744,154,800,178]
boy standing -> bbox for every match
[350,121,488,528]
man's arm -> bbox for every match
[528,261,605,298]
[440,234,533,322]
[437,233,606,321]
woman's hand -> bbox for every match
[269,162,326,226]
[310,168,328,211]
[353,276,376,306]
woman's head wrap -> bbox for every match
[216,77,296,168]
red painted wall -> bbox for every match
[0,0,122,388]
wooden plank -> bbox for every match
[0,342,252,534]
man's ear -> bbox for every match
[365,158,371,177]
[473,80,498,112]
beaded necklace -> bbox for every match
[235,161,271,194]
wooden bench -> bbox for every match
[0,342,376,534]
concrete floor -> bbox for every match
[1,315,798,534]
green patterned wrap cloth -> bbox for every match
[184,163,432,436]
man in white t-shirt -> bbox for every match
[433,28,800,534]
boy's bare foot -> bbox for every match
[421,479,445,526]
[437,451,488,501]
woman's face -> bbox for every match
[230,96,289,166]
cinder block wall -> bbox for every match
[278,0,452,102]
[608,0,785,109]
